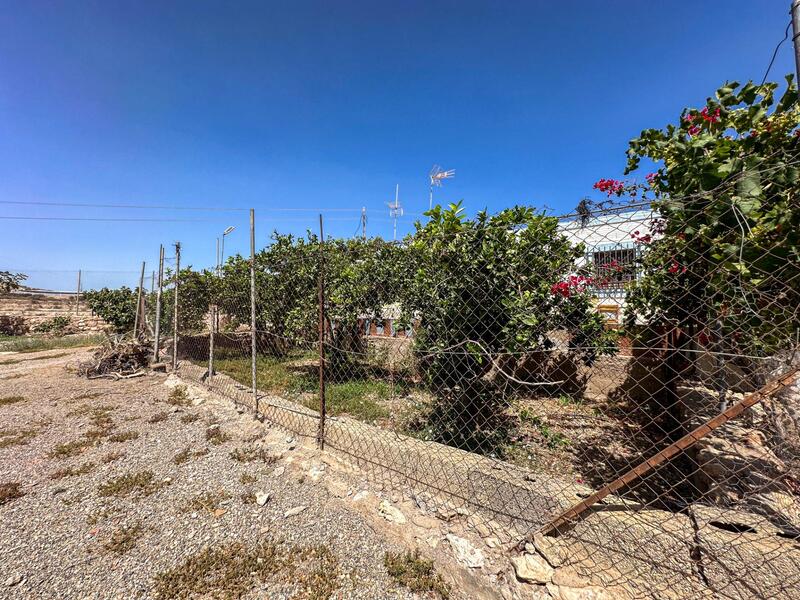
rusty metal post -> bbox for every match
[172,243,180,371]
[75,269,81,315]
[153,245,164,362]
[317,214,326,449]
[250,208,258,416]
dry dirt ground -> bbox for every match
[0,348,528,600]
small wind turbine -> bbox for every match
[429,165,455,210]
[387,184,403,241]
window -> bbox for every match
[592,247,636,287]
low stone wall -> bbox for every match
[0,291,109,333]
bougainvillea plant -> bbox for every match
[620,76,799,357]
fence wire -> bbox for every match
[172,194,799,600]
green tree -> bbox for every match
[83,287,138,333]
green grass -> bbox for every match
[0,351,71,365]
[0,333,104,354]
[211,354,392,423]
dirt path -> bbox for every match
[0,348,503,599]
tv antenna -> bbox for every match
[429,165,455,210]
[386,184,403,241]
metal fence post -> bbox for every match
[172,242,180,371]
[208,303,216,382]
[75,269,81,315]
[250,208,258,416]
[134,261,145,338]
[153,245,164,362]
[317,214,326,449]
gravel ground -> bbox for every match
[0,348,452,599]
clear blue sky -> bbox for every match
[0,1,795,289]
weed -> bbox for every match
[147,411,170,424]
[0,395,24,407]
[173,447,192,465]
[0,427,38,449]
[239,473,257,484]
[229,445,276,464]
[50,462,95,480]
[0,482,25,506]
[48,439,89,458]
[101,450,125,463]
[206,426,231,445]
[0,351,71,365]
[74,392,103,401]
[0,334,103,354]
[240,491,257,504]
[180,412,199,424]
[108,430,139,443]
[182,490,231,514]
[557,394,582,406]
[385,549,450,599]
[103,523,143,554]
[152,539,338,600]
[86,507,115,525]
[98,470,166,498]
[167,386,191,407]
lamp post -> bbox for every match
[219,226,236,272]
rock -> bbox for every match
[486,537,501,548]
[445,534,485,568]
[284,506,307,518]
[256,492,271,507]
[272,466,285,477]
[150,362,167,372]
[378,500,407,524]
[550,585,617,600]
[552,567,587,588]
[512,553,554,584]
[4,574,23,587]
[308,464,325,482]
[352,490,369,502]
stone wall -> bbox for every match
[0,291,109,333]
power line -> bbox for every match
[0,215,362,223]
[0,200,362,212]
[760,20,792,86]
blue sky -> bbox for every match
[0,1,796,289]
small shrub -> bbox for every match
[98,470,166,498]
[103,523,143,554]
[147,411,170,424]
[108,430,139,443]
[50,462,95,480]
[167,386,191,407]
[0,396,24,407]
[101,450,125,464]
[385,549,450,599]
[239,473,257,484]
[0,482,25,505]
[182,490,231,514]
[33,315,73,336]
[206,426,230,445]
[0,315,29,336]
[0,427,38,448]
[229,445,276,464]
[173,447,192,465]
[49,439,89,458]
[180,412,200,424]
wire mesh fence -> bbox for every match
[169,192,799,599]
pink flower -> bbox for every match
[592,178,625,196]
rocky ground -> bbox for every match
[2,347,797,600]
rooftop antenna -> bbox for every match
[387,184,403,241]
[429,165,455,210]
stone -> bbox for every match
[511,553,553,584]
[4,574,23,587]
[378,500,407,524]
[352,490,369,502]
[272,466,285,477]
[284,506,307,518]
[552,567,587,588]
[445,534,485,568]
[256,492,271,507]
[308,464,325,482]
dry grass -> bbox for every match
[0,427,38,448]
[0,482,25,505]
[98,470,167,498]
[0,395,25,407]
[181,490,231,515]
[167,386,191,407]
[239,473,257,484]
[101,450,125,463]
[107,430,139,443]
[50,462,95,480]
[206,426,231,446]
[48,439,90,458]
[385,549,450,599]
[180,412,200,424]
[229,445,277,464]
[152,539,338,600]
[0,351,71,366]
[103,523,144,554]
[173,446,207,465]
[147,411,170,424]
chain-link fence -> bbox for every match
[170,193,799,599]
